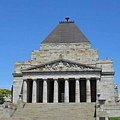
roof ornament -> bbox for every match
[59,17,74,23]
[65,16,70,22]
[59,54,63,59]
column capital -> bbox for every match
[23,79,27,81]
[32,78,37,81]
[75,78,80,80]
[86,78,91,80]
[64,78,69,81]
[96,78,100,81]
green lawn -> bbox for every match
[109,118,120,120]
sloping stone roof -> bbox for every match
[41,22,90,44]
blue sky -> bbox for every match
[0,0,120,92]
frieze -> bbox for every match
[24,60,99,72]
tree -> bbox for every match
[0,89,11,104]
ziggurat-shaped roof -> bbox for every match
[41,21,90,44]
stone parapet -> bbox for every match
[31,47,98,65]
[40,43,91,50]
[96,103,120,118]
[14,61,31,73]
[96,60,114,73]
[2,102,17,118]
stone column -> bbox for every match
[54,79,58,103]
[97,79,100,94]
[43,79,47,103]
[95,117,99,120]
[105,117,109,120]
[23,80,27,102]
[75,79,80,102]
[65,79,69,102]
[32,79,37,103]
[97,78,100,100]
[86,78,91,102]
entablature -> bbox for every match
[21,70,101,80]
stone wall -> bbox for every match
[97,60,115,103]
[104,103,120,117]
[31,43,98,65]
[13,77,23,103]
[40,43,91,50]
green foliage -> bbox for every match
[109,117,120,120]
[0,97,4,104]
[0,88,11,104]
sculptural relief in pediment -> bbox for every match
[24,59,98,72]
[44,61,88,71]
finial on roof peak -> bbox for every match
[59,17,74,23]
[65,16,70,22]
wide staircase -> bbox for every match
[1,103,95,120]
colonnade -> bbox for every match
[23,78,100,103]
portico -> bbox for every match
[22,59,101,103]
[23,77,99,103]
[23,61,100,103]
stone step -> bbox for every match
[0,111,3,118]
[0,103,95,120]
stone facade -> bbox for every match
[11,19,119,119]
[12,43,115,104]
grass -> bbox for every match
[109,118,120,120]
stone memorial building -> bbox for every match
[11,18,119,120]
[12,18,115,104]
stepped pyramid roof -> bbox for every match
[41,18,90,44]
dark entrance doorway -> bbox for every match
[37,79,43,103]
[69,79,75,102]
[27,80,33,103]
[99,117,105,120]
[90,79,96,102]
[47,79,54,103]
[80,79,86,102]
[58,79,65,102]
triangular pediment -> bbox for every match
[22,59,101,72]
